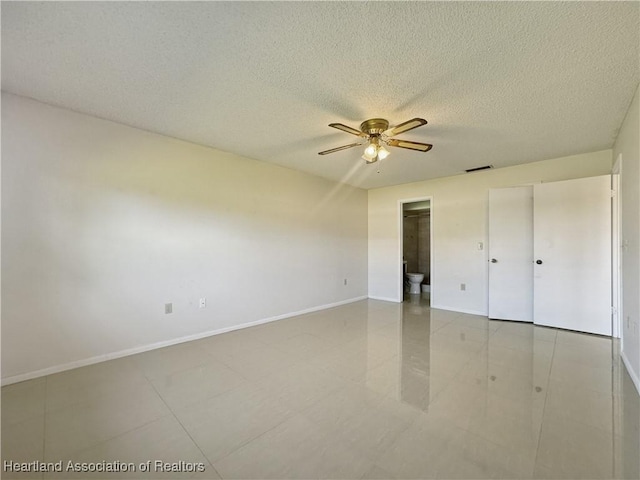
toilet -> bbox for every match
[406,273,424,294]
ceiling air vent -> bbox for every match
[465,165,493,173]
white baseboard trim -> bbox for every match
[430,304,487,317]
[368,295,401,303]
[621,349,640,396]
[1,295,368,386]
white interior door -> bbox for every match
[488,186,534,322]
[533,175,612,336]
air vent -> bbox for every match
[465,165,493,173]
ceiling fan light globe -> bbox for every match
[362,149,377,162]
[364,144,377,157]
[377,146,390,160]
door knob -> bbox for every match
[491,258,498,263]
[536,259,543,265]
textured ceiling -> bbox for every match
[2,2,639,189]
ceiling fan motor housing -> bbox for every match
[360,118,389,136]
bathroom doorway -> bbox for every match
[400,198,432,304]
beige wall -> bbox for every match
[1,93,368,383]
[368,150,613,312]
[614,83,640,394]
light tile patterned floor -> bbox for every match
[2,297,639,479]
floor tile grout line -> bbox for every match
[441,316,553,478]
[42,374,48,477]
[532,330,557,473]
[138,344,241,385]
[47,414,174,469]
[139,357,255,417]
[611,336,620,479]
[43,378,173,458]
[42,375,150,417]
[205,410,299,476]
[146,379,224,480]
[43,373,180,464]
[134,340,245,394]
[142,361,328,477]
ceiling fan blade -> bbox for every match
[318,143,362,155]
[387,139,433,152]
[329,123,367,137]
[385,118,428,136]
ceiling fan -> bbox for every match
[318,118,432,163]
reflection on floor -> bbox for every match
[2,297,639,479]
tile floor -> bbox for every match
[2,297,639,479]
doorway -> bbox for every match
[400,198,432,304]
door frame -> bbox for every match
[612,155,622,338]
[398,196,434,302]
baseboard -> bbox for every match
[430,304,487,317]
[1,295,368,386]
[621,349,640,396]
[368,295,401,303]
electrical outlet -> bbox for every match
[165,303,173,314]
[199,298,206,309]
[460,283,466,291]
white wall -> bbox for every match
[614,83,640,394]
[1,93,368,383]
[368,150,612,313]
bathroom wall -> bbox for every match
[1,93,369,383]
[418,213,431,283]
[403,216,419,273]
[403,211,430,283]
